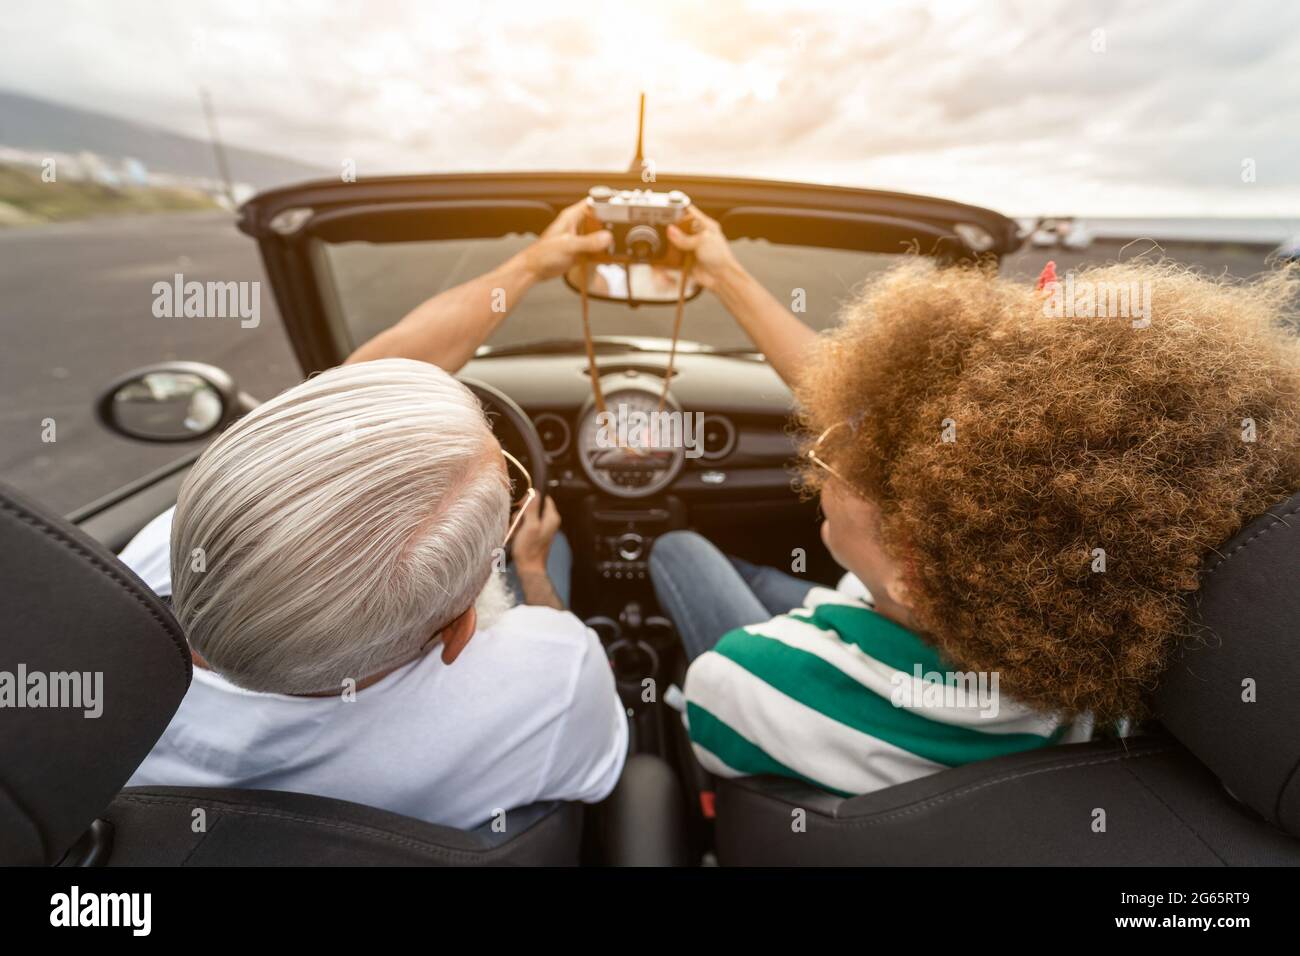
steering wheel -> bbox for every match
[460,378,548,506]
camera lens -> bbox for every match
[626,224,660,260]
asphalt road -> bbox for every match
[0,212,299,514]
[0,211,1279,516]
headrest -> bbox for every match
[1152,490,1300,835]
[0,483,190,864]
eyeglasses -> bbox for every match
[501,448,537,547]
[804,422,857,491]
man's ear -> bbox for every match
[438,606,478,665]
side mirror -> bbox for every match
[96,362,253,443]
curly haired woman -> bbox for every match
[650,207,1300,796]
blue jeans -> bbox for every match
[649,530,819,661]
[507,530,573,608]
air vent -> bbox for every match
[533,413,571,459]
[700,415,736,460]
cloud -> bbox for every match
[1,0,1297,215]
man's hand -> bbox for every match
[346,201,613,372]
[521,201,614,282]
[510,494,561,571]
[667,206,743,290]
[510,496,564,609]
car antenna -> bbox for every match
[627,92,646,175]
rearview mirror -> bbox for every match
[563,260,702,305]
[96,362,250,443]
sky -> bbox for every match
[2,0,1298,216]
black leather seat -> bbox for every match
[713,491,1300,865]
[101,788,582,866]
[0,482,585,866]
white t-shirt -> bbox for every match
[119,508,628,831]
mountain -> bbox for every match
[0,88,326,191]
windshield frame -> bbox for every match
[239,170,1022,375]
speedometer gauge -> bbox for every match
[576,381,687,498]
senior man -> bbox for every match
[119,204,627,830]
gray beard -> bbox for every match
[474,572,517,630]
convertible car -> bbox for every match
[4,170,1298,867]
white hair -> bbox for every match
[170,358,511,694]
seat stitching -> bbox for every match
[0,777,48,863]
[1202,502,1300,579]
[0,499,190,681]
[751,746,1175,828]
[1191,498,1300,823]
[1118,761,1227,865]
[178,811,224,867]
[116,794,523,861]
[118,794,486,859]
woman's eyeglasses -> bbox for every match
[804,421,857,491]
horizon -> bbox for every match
[7,83,1300,228]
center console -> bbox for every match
[576,495,686,587]
[571,493,687,754]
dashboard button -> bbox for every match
[616,533,645,561]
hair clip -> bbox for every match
[1035,260,1058,292]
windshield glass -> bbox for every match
[318,236,901,353]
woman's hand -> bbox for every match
[520,201,613,282]
[667,206,743,290]
[669,205,816,390]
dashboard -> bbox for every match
[459,347,809,600]
[460,349,800,501]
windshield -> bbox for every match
[318,235,901,353]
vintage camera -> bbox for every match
[585,186,691,262]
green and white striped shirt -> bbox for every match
[684,585,1067,796]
